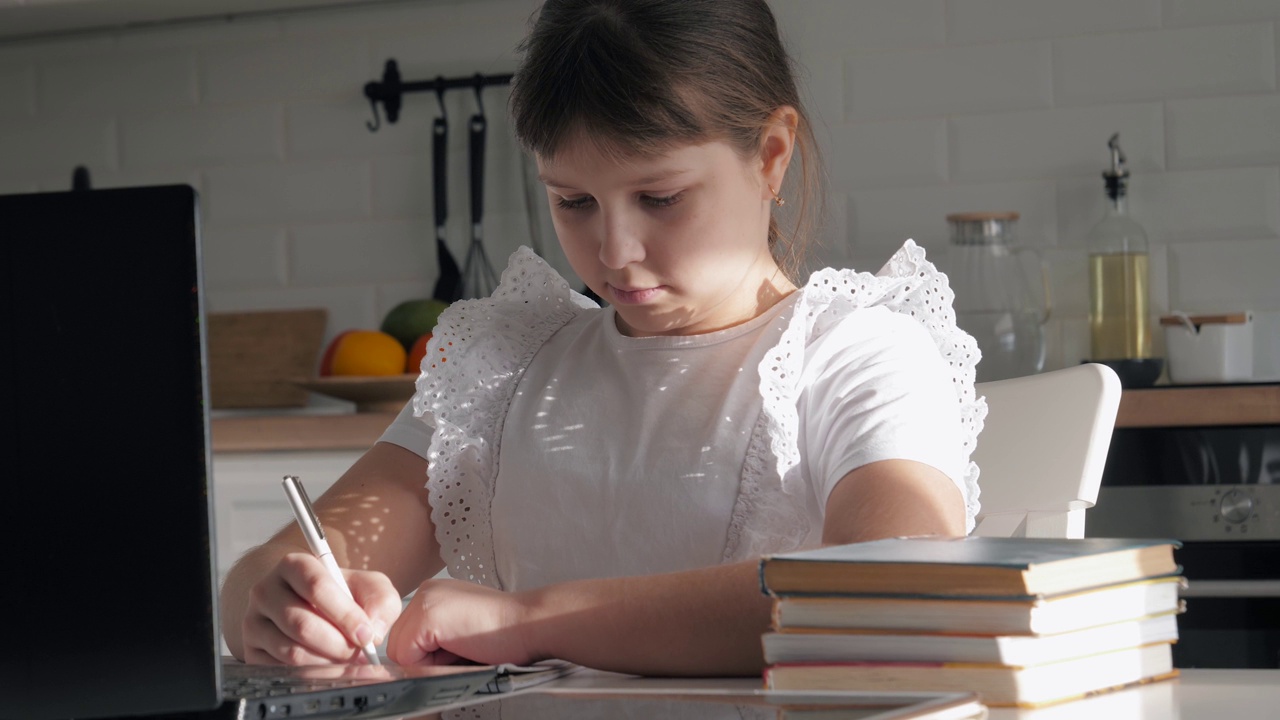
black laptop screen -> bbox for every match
[1,185,221,720]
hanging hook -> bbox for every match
[472,73,486,118]
[363,59,402,132]
[365,96,382,132]
[435,76,448,118]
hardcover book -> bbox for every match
[762,612,1181,666]
[770,575,1186,635]
[759,536,1181,598]
[763,642,1177,708]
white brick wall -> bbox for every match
[202,225,289,289]
[773,0,1280,380]
[829,118,948,190]
[39,47,197,116]
[1053,24,1276,106]
[1165,0,1280,26]
[1,114,115,176]
[0,65,34,120]
[947,0,1161,43]
[1058,167,1280,244]
[121,105,284,169]
[1,0,1277,380]
[949,104,1167,182]
[203,160,372,225]
[845,41,1053,121]
[1168,94,1280,168]
[849,178,1060,254]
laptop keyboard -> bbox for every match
[223,671,389,700]
[218,663,495,718]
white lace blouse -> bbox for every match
[378,241,985,591]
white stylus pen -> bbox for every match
[282,475,381,665]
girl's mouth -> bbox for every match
[608,284,665,305]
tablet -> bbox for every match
[464,688,987,720]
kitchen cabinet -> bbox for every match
[208,413,395,582]
[211,450,363,583]
[211,448,363,656]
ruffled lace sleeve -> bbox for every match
[412,247,597,588]
[726,240,985,559]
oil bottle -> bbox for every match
[1087,133,1152,363]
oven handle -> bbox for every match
[1182,579,1280,598]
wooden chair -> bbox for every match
[970,363,1123,539]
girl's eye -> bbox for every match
[642,192,683,208]
[556,195,596,211]
[554,192,682,210]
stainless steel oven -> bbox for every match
[1086,383,1280,669]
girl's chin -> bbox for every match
[613,307,677,338]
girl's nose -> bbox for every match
[598,213,645,270]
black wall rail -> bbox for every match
[362,59,513,131]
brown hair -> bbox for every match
[509,0,824,281]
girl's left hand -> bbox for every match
[384,578,539,666]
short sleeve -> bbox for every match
[738,239,983,549]
[375,399,433,458]
[798,306,968,511]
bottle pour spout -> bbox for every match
[1103,133,1130,200]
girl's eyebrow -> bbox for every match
[538,167,692,189]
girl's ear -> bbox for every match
[758,105,799,201]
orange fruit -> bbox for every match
[319,330,407,377]
[317,330,352,376]
[406,332,432,373]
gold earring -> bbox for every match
[769,186,785,207]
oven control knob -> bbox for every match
[1219,490,1253,525]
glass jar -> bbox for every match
[946,211,1052,382]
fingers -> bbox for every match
[384,580,475,667]
[348,571,402,645]
[242,612,360,665]
[278,554,383,653]
[385,586,449,666]
[385,612,435,666]
[409,649,465,666]
[244,553,400,665]
[249,560,360,662]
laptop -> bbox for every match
[1,185,496,720]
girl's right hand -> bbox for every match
[240,551,403,665]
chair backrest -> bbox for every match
[970,363,1122,538]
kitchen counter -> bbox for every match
[211,411,397,452]
[209,382,1280,452]
[1116,382,1280,428]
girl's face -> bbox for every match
[538,135,794,337]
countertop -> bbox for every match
[1115,382,1280,428]
[211,411,397,452]
[210,382,1280,453]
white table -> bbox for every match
[517,668,1280,719]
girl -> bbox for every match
[221,0,982,676]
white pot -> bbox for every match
[1160,311,1254,384]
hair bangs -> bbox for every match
[511,5,710,162]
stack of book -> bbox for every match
[758,536,1185,708]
